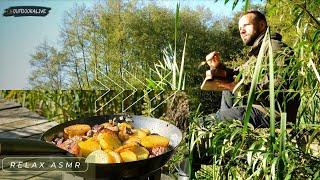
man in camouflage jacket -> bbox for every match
[205,10,300,128]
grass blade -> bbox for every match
[280,113,287,156]
[178,34,187,90]
[268,30,276,151]
[271,157,279,180]
[173,3,180,90]
[242,28,270,136]
[244,0,250,12]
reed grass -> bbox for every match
[188,20,320,178]
[267,29,276,151]
[242,28,270,137]
[148,3,187,91]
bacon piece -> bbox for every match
[150,146,168,157]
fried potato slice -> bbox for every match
[131,146,149,160]
[139,128,151,135]
[85,150,113,164]
[115,142,149,161]
[140,135,170,148]
[78,138,101,157]
[107,151,122,163]
[64,124,91,137]
[120,149,137,162]
[124,136,141,144]
[98,131,122,150]
[115,142,138,152]
[131,129,147,139]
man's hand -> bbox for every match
[206,51,221,69]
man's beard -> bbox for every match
[243,31,260,46]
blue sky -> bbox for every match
[0,0,263,89]
[0,0,94,89]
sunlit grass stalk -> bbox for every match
[268,29,276,151]
[188,130,194,179]
[278,113,287,179]
[173,3,179,89]
[151,3,186,91]
[308,59,320,83]
[178,34,187,90]
[244,0,250,12]
[242,28,270,136]
[280,113,287,155]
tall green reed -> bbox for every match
[242,28,270,136]
[147,3,187,91]
[267,29,276,151]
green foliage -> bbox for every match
[0,89,176,123]
[266,0,320,124]
[147,43,186,91]
[190,119,320,179]
[1,90,97,122]
[193,1,320,179]
[1,90,139,122]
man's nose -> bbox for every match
[240,28,245,34]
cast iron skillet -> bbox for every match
[41,115,183,179]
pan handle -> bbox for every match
[0,138,70,156]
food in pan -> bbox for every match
[141,135,169,148]
[50,116,170,164]
[64,124,91,137]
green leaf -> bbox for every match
[247,142,257,166]
[242,28,270,136]
[312,29,320,43]
[312,170,320,180]
[178,34,187,90]
[173,2,180,90]
[284,174,292,180]
[232,0,240,10]
[268,28,276,150]
[262,153,270,175]
[271,157,279,180]
[252,157,261,175]
[146,78,157,89]
[230,128,241,142]
[280,113,287,156]
[244,0,250,12]
[306,127,320,153]
[305,166,314,175]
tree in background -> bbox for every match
[60,4,94,89]
[29,41,67,89]
[29,0,243,91]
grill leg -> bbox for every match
[124,168,162,180]
[148,169,161,180]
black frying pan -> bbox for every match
[41,115,183,179]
